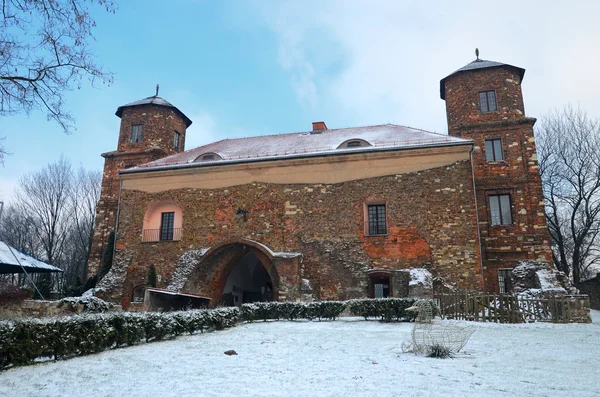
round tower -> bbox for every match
[87,94,192,276]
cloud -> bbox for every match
[250,0,600,133]
[184,110,219,150]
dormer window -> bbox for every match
[130,124,142,143]
[338,139,371,149]
[194,153,223,162]
[479,90,497,113]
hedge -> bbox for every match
[0,307,239,369]
[347,298,439,322]
[240,301,347,322]
[0,298,438,370]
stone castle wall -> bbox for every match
[104,160,482,306]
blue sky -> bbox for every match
[2,0,600,202]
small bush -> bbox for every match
[240,301,347,322]
[427,344,452,359]
[347,298,438,322]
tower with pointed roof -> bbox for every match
[441,54,553,291]
[87,94,192,275]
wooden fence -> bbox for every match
[434,293,591,324]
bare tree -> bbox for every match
[1,157,101,294]
[0,0,115,164]
[14,155,73,267]
[62,167,101,289]
[537,105,600,284]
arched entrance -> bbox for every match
[222,252,273,306]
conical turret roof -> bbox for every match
[440,58,525,99]
[115,95,192,127]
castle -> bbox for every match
[89,55,553,308]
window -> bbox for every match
[130,124,142,143]
[201,154,215,161]
[347,140,362,148]
[367,204,387,235]
[489,194,512,226]
[160,212,175,241]
[498,269,512,294]
[479,90,497,113]
[174,132,181,152]
[485,139,504,161]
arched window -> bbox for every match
[337,139,372,149]
[142,201,183,242]
[194,152,223,162]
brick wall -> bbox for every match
[101,160,483,305]
[444,65,553,292]
[88,105,189,274]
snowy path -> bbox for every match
[1,312,599,397]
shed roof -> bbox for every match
[115,95,193,127]
[0,242,63,274]
[122,123,472,174]
[440,58,526,99]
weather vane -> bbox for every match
[156,84,159,96]
[475,48,480,60]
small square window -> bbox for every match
[485,139,504,161]
[489,194,512,226]
[130,124,142,143]
[367,204,387,235]
[479,90,497,113]
[174,131,181,152]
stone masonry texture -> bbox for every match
[444,65,553,292]
[91,58,555,305]
[102,161,482,307]
[88,104,188,275]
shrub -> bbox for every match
[0,283,31,304]
[59,296,114,313]
[240,301,348,322]
[427,344,452,359]
[347,298,438,322]
[0,307,240,370]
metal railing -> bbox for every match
[142,228,182,242]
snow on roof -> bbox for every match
[123,123,472,174]
[0,242,63,274]
[440,58,526,99]
[115,95,192,127]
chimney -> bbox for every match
[312,121,327,132]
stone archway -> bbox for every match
[222,251,274,306]
[181,239,282,307]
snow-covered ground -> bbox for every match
[1,312,600,397]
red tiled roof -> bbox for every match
[122,123,472,174]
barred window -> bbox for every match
[130,124,142,143]
[367,204,387,235]
[160,212,175,241]
[489,194,512,226]
[485,139,504,161]
[498,269,513,293]
[479,90,497,113]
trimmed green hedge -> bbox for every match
[0,307,239,369]
[0,298,438,370]
[240,301,347,322]
[347,298,439,322]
